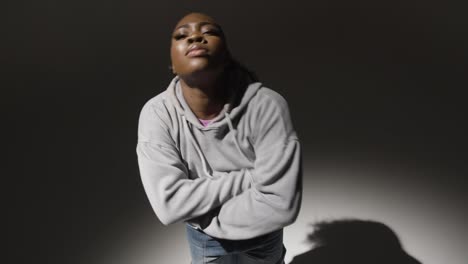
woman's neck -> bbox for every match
[179,73,228,120]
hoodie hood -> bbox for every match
[165,72,262,182]
[167,75,262,130]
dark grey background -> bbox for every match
[7,0,467,263]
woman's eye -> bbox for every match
[203,30,219,36]
[173,34,187,40]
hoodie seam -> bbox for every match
[137,140,174,149]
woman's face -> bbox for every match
[170,13,229,77]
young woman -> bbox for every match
[136,12,302,264]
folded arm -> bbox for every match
[203,92,303,240]
[136,102,251,225]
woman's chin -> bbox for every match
[186,59,212,70]
[183,64,224,77]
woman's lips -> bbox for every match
[187,48,208,57]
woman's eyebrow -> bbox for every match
[175,21,221,30]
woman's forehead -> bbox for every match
[174,13,219,30]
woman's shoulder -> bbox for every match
[137,89,176,133]
[139,90,172,117]
[137,90,177,143]
[250,85,290,111]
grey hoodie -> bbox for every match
[136,75,302,240]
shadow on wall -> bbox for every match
[290,219,422,264]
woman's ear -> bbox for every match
[168,65,176,74]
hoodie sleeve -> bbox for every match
[203,90,303,240]
[136,100,251,225]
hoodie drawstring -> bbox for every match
[183,115,213,179]
[183,113,255,185]
[225,112,250,160]
[225,112,256,185]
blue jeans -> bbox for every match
[185,224,286,264]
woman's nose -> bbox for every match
[187,34,205,44]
